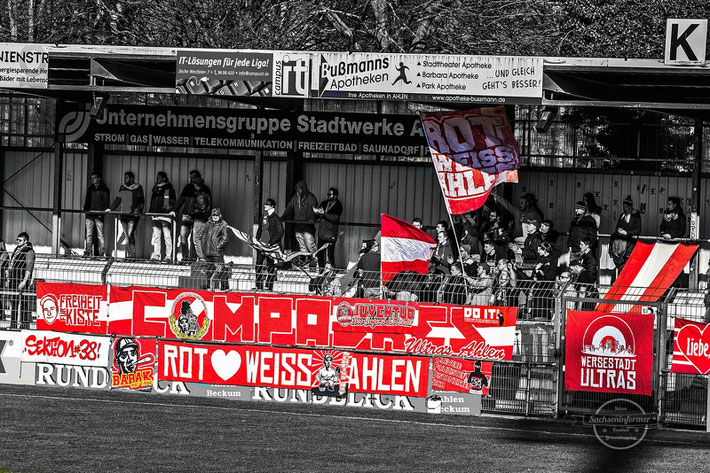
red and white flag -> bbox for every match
[420,106,519,214]
[597,241,699,313]
[671,317,710,375]
[381,214,436,284]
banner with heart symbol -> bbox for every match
[671,317,710,375]
[157,340,429,396]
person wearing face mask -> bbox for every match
[256,199,284,291]
[567,201,597,259]
[201,208,230,290]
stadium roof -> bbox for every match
[7,44,710,118]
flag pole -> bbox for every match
[419,112,470,303]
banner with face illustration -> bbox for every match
[111,337,156,390]
[36,282,108,334]
[565,311,654,396]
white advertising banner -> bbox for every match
[0,331,35,385]
[21,330,111,367]
[313,52,542,103]
[0,43,49,89]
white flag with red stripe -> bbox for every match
[381,214,437,284]
[597,241,699,313]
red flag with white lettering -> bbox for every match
[420,106,519,214]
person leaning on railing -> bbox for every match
[6,232,35,329]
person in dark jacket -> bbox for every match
[610,196,642,270]
[567,201,597,257]
[540,219,563,258]
[281,180,318,254]
[659,197,686,239]
[190,190,211,261]
[148,171,176,261]
[170,170,212,261]
[430,231,454,275]
[108,171,144,258]
[530,241,558,320]
[256,199,284,291]
[314,187,343,269]
[83,172,110,256]
[6,232,35,329]
[571,238,599,310]
[201,208,230,290]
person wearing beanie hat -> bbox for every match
[610,196,641,270]
[568,199,597,256]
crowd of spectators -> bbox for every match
[366,191,690,320]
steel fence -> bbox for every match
[4,254,710,428]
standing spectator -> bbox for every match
[440,263,467,305]
[255,199,284,291]
[83,172,110,256]
[481,209,504,241]
[540,219,562,257]
[530,242,558,320]
[568,201,597,256]
[282,180,319,254]
[571,238,599,310]
[468,263,495,305]
[412,218,424,230]
[201,208,230,290]
[7,232,35,329]
[520,218,543,265]
[148,171,176,261]
[430,231,453,275]
[610,196,642,270]
[357,239,381,298]
[108,171,144,259]
[314,187,343,269]
[171,170,212,261]
[660,197,686,239]
[583,192,603,228]
[482,239,505,267]
[191,191,211,261]
[436,220,457,248]
[0,239,8,320]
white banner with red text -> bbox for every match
[20,330,111,367]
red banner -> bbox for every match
[157,341,429,397]
[36,282,108,334]
[109,286,517,361]
[671,318,710,375]
[565,311,654,396]
[111,337,156,390]
[432,357,492,396]
[420,106,519,214]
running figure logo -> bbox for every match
[392,62,411,85]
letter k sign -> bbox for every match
[665,19,708,65]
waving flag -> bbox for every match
[420,106,519,214]
[597,241,699,313]
[381,214,437,284]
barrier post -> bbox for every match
[553,283,565,418]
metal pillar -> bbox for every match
[690,120,703,289]
[51,139,64,255]
[252,150,264,244]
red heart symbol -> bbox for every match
[676,324,710,374]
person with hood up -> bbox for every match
[83,172,110,256]
[201,208,230,290]
[170,170,212,261]
[281,180,318,254]
[149,171,176,261]
[610,196,641,270]
[107,171,144,258]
